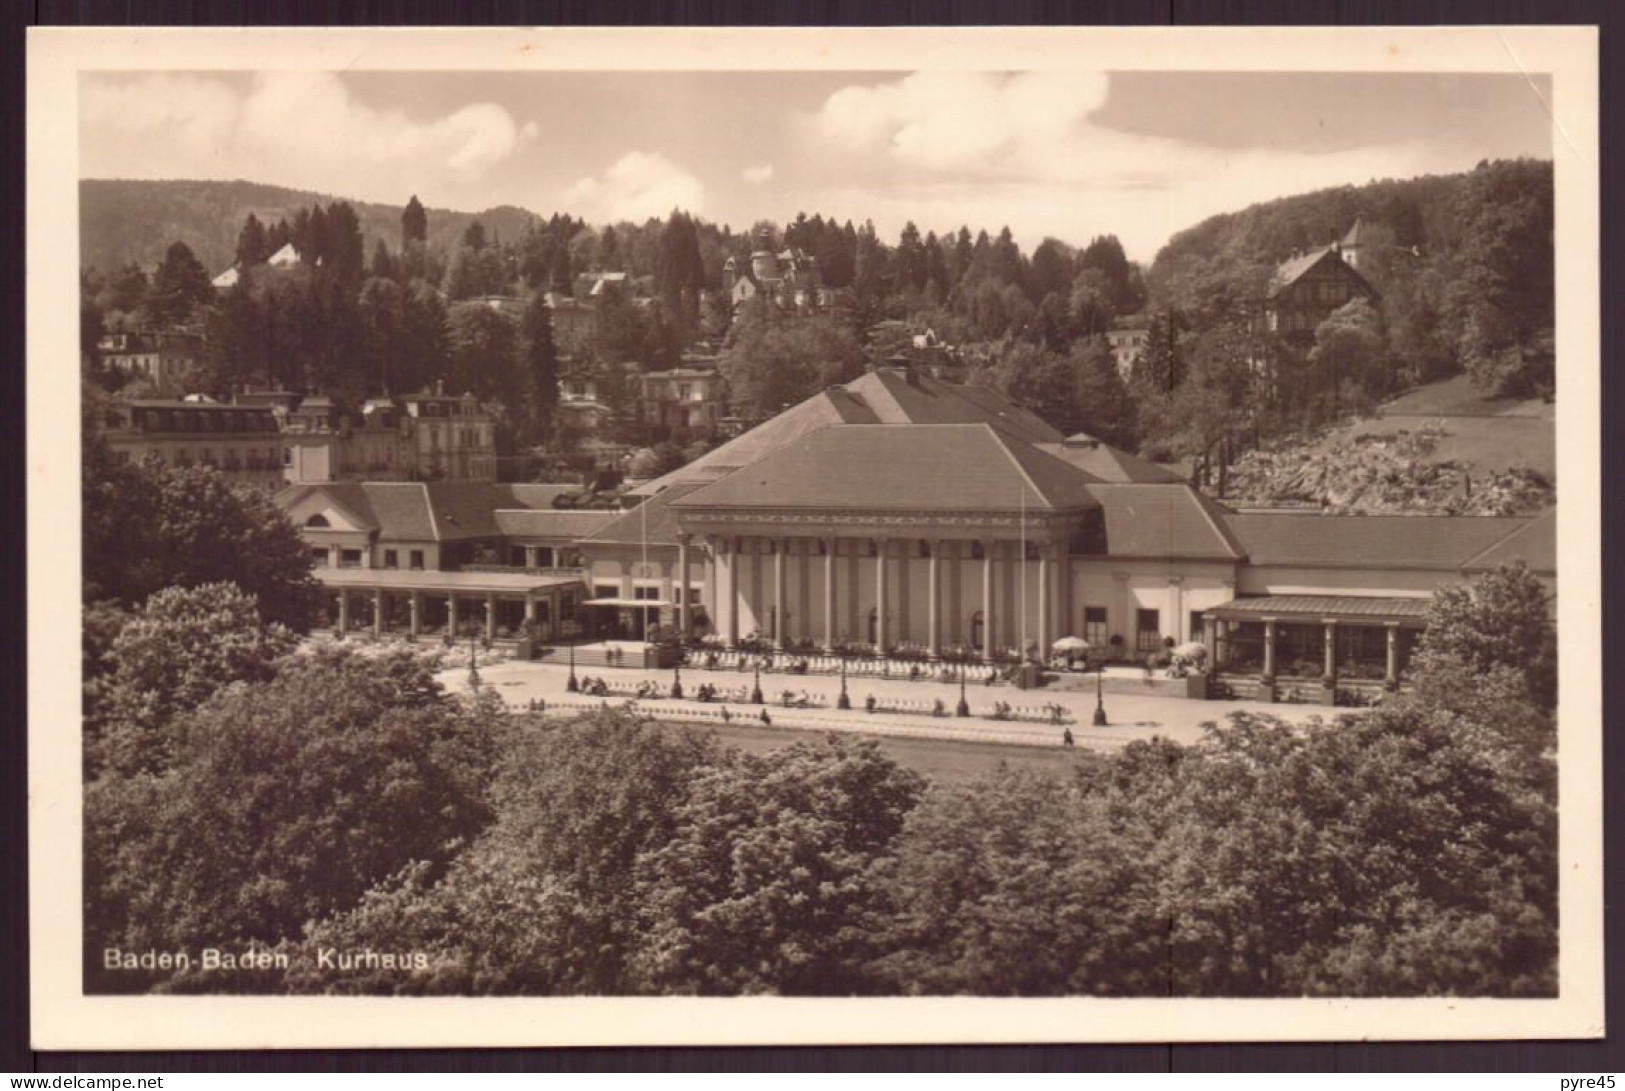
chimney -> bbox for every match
[880,352,918,384]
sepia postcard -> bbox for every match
[27,24,1602,1049]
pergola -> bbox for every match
[1205,594,1430,688]
[314,568,583,642]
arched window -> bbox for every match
[305,514,330,528]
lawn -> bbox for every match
[651,719,1094,785]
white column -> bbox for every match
[824,537,838,651]
[1324,621,1338,683]
[1386,624,1400,686]
[727,537,741,647]
[447,594,458,636]
[774,537,787,649]
[927,540,942,658]
[1168,575,1186,644]
[524,593,536,624]
[678,535,692,635]
[408,591,421,640]
[486,594,497,640]
[336,590,349,637]
[875,537,889,652]
[1037,545,1051,656]
[372,590,384,637]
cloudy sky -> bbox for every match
[80,69,1553,261]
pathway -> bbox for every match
[440,659,1335,753]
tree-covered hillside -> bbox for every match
[1146,158,1554,398]
[80,179,537,276]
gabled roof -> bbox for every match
[671,424,1100,514]
[1212,594,1431,624]
[1460,509,1556,575]
[1038,440,1186,484]
[1090,483,1248,561]
[626,387,877,497]
[1223,512,1535,571]
[493,508,617,540]
[212,267,240,289]
[629,373,1066,500]
[1341,218,1367,247]
[587,482,709,546]
[275,481,569,543]
[1267,245,1380,301]
[267,242,300,267]
[853,370,1064,444]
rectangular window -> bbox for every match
[383,549,398,569]
[594,584,619,600]
[561,592,576,622]
[1083,606,1107,646]
[311,547,329,567]
[339,549,363,569]
[634,586,660,602]
[1189,611,1206,646]
[1136,608,1162,653]
[409,549,425,571]
[688,588,703,605]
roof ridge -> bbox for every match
[984,424,1051,510]
[1187,487,1249,560]
[419,482,441,542]
[1457,514,1538,570]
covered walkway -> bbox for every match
[1206,594,1428,692]
[313,567,584,643]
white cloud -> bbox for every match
[564,152,705,222]
[741,163,775,184]
[816,71,1108,172]
[806,71,1436,260]
[80,71,533,201]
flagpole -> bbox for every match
[1020,480,1027,661]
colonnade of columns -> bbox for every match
[701,532,1062,657]
[1205,614,1408,687]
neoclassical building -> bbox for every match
[278,364,1554,697]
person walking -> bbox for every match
[1062,727,1076,748]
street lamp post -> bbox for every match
[467,628,481,689]
[671,663,684,700]
[565,620,580,693]
[1092,653,1108,727]
[751,661,763,705]
[956,662,970,718]
[837,655,851,710]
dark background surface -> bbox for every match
[4,0,1619,1073]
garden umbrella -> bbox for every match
[1052,635,1090,652]
[1173,641,1208,659]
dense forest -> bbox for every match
[80,179,540,277]
[1146,158,1554,401]
[81,158,1554,485]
